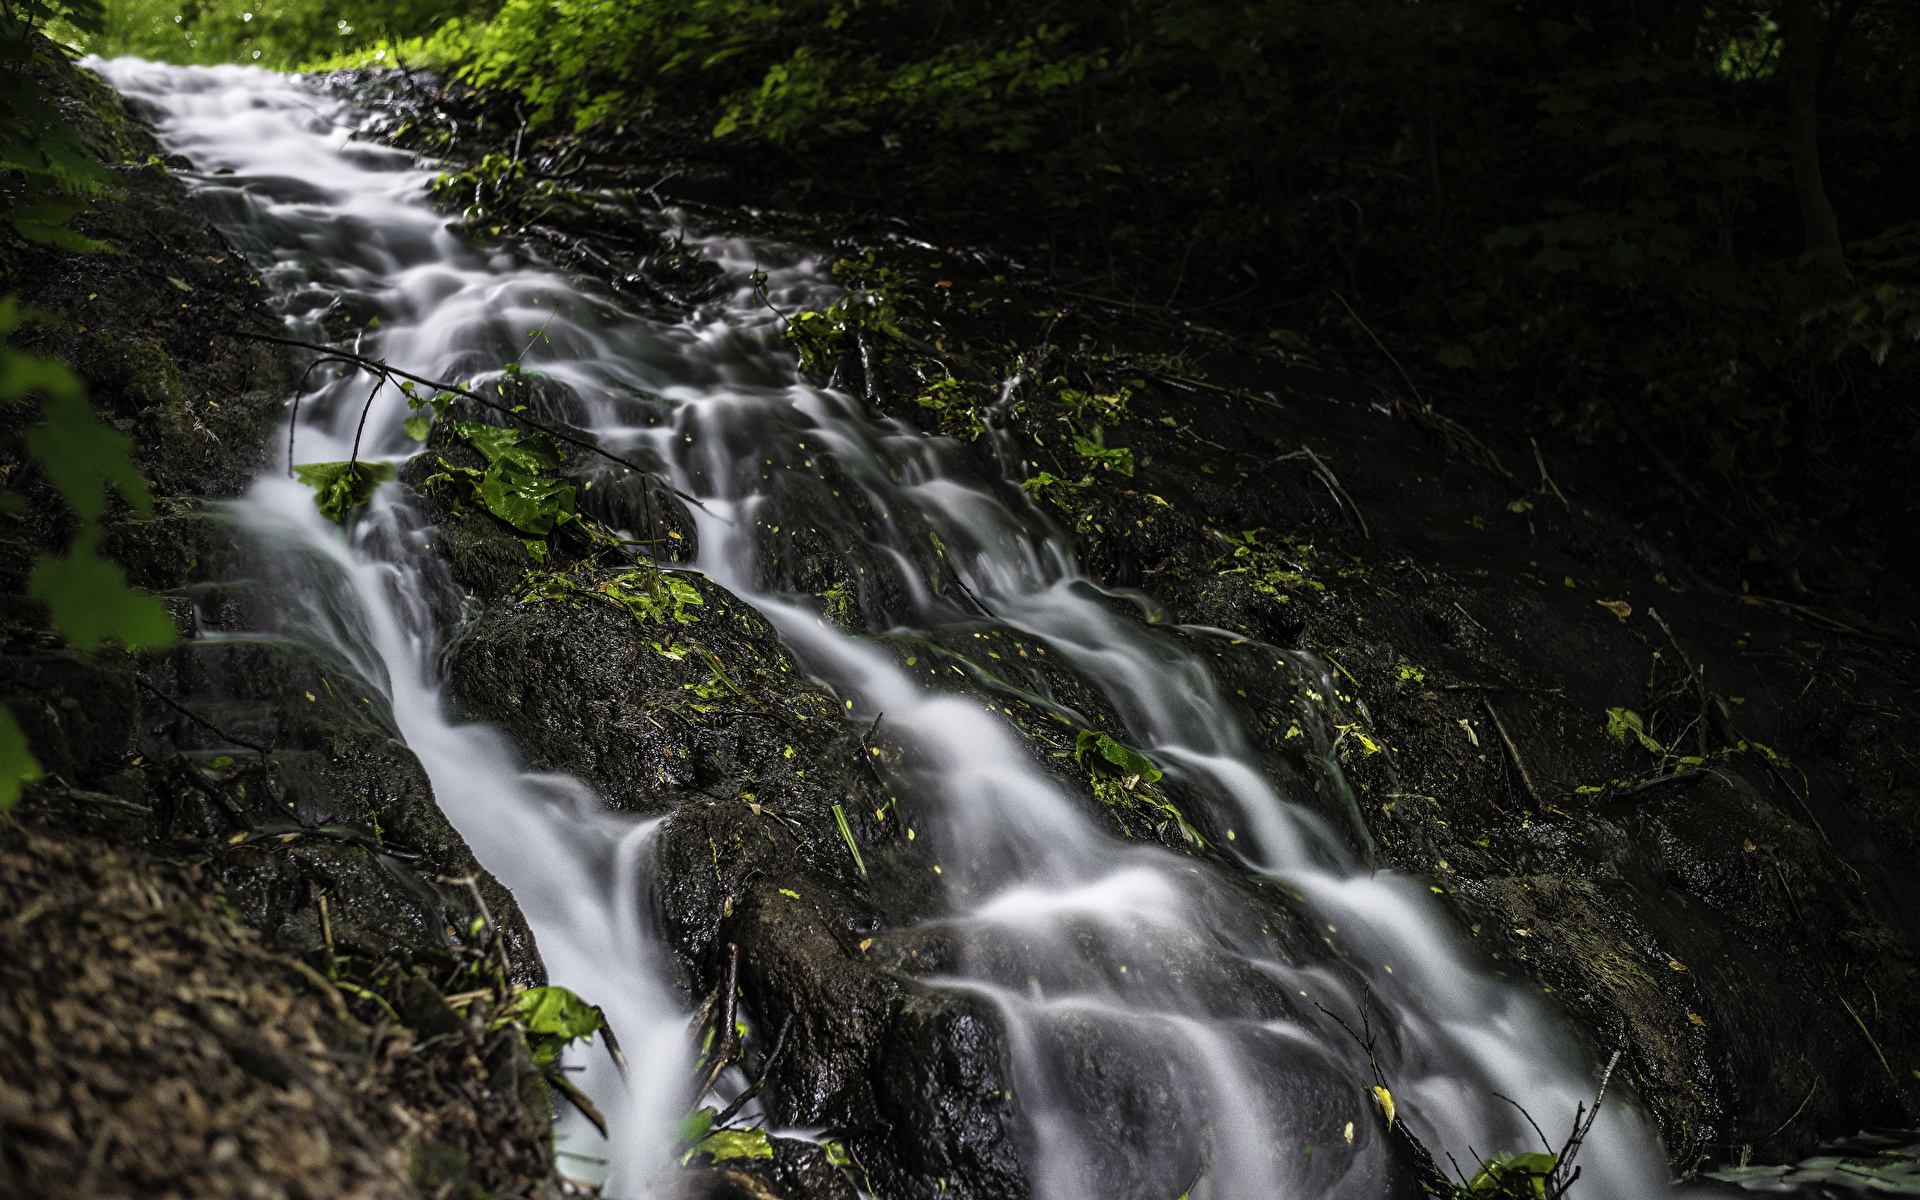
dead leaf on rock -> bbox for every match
[1597,599,1632,619]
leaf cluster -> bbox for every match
[517,562,704,626]
[1,3,118,255]
[420,419,578,557]
[0,298,177,809]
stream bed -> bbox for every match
[76,57,1914,1200]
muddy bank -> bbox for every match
[1,51,559,1200]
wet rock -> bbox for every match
[445,566,852,817]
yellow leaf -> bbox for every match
[1688,1012,1707,1027]
[1372,1086,1395,1127]
[1667,959,1687,971]
[1597,599,1631,619]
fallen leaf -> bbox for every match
[167,277,193,292]
[859,939,872,951]
[1668,959,1688,971]
[1597,599,1632,619]
[1688,1012,1707,1027]
[1743,838,1756,852]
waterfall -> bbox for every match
[91,57,1668,1200]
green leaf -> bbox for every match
[502,985,603,1065]
[0,705,43,813]
[1071,427,1135,476]
[28,527,176,651]
[456,421,566,472]
[403,415,433,441]
[1074,729,1162,782]
[293,461,398,522]
[676,1108,716,1144]
[478,468,576,535]
[1606,707,1644,744]
[7,373,151,521]
[697,1127,773,1162]
[1467,1150,1558,1199]
[831,801,867,876]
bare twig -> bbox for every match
[1315,987,1388,1089]
[1299,444,1369,538]
[856,713,890,798]
[693,943,742,1103]
[1531,438,1572,510]
[438,874,513,984]
[713,1012,794,1128]
[1646,608,1711,758]
[136,677,272,757]
[1453,601,1490,633]
[1332,291,1423,408]
[1482,696,1542,808]
[1441,681,1564,696]
[1546,1049,1623,1200]
[1609,768,1707,799]
[347,374,385,474]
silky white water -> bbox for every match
[92,58,1669,1200]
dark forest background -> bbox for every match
[24,0,1920,620]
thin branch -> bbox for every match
[1332,291,1423,408]
[1482,695,1542,808]
[693,943,742,1103]
[713,1012,794,1128]
[1299,443,1369,538]
[1530,438,1572,509]
[347,374,385,474]
[438,873,513,983]
[136,677,272,756]
[233,329,717,517]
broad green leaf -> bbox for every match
[28,527,176,651]
[1074,729,1162,782]
[477,468,576,534]
[1467,1149,1558,1199]
[0,706,43,813]
[697,1127,773,1162]
[403,415,433,441]
[22,391,152,520]
[293,460,398,523]
[503,984,602,1065]
[456,421,567,472]
[676,1107,716,1144]
[1071,427,1134,476]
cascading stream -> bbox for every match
[94,58,1669,1200]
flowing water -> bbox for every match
[92,58,1671,1200]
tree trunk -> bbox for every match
[1781,0,1848,291]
